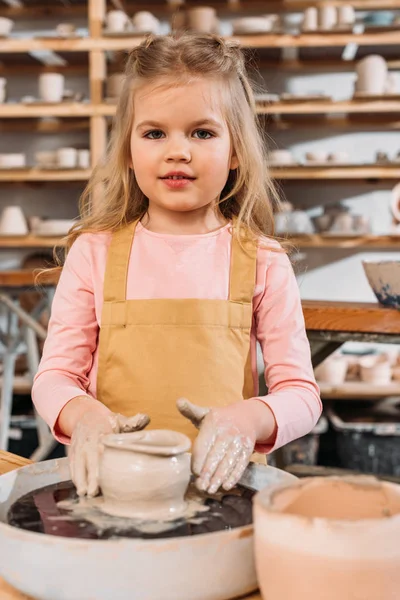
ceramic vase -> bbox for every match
[0,206,28,236]
[99,429,191,520]
[318,5,337,30]
[38,73,65,103]
[0,77,6,103]
[187,7,217,33]
[355,55,388,95]
[254,476,400,600]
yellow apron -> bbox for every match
[97,219,261,448]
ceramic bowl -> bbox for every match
[362,261,400,308]
[0,153,26,168]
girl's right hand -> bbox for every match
[69,409,150,497]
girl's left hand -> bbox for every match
[177,398,276,495]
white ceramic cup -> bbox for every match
[0,17,14,37]
[338,5,355,26]
[269,149,294,165]
[132,11,160,33]
[0,153,26,168]
[57,147,78,168]
[106,10,129,32]
[0,206,28,236]
[315,355,348,385]
[77,149,90,169]
[302,7,318,31]
[56,23,76,37]
[318,5,337,30]
[0,77,6,103]
[34,151,57,168]
[305,151,329,163]
[187,7,217,33]
[356,55,388,95]
[38,73,65,103]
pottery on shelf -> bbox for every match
[99,429,192,520]
[305,151,329,164]
[0,17,14,37]
[0,77,6,103]
[55,23,76,37]
[269,149,295,166]
[232,15,280,34]
[187,6,217,33]
[327,151,350,164]
[38,72,65,103]
[254,476,400,600]
[132,11,160,34]
[338,5,355,26]
[362,260,400,308]
[302,7,318,32]
[34,151,58,169]
[56,147,78,168]
[359,354,392,385]
[77,149,90,169]
[0,153,26,168]
[314,355,348,385]
[105,10,130,33]
[318,5,337,30]
[0,206,29,236]
[31,218,76,237]
[355,55,388,96]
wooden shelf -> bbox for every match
[318,381,400,400]
[0,168,90,182]
[258,99,400,115]
[0,103,98,118]
[289,234,400,248]
[271,165,400,180]
[1,31,400,54]
[0,236,64,248]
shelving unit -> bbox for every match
[0,0,399,254]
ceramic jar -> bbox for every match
[38,73,65,103]
[302,7,318,31]
[355,55,388,95]
[318,5,337,30]
[0,17,14,37]
[187,7,217,33]
[105,10,129,33]
[254,476,400,600]
[0,77,6,103]
[99,429,192,520]
[0,206,28,236]
[314,355,348,385]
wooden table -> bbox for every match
[302,300,400,368]
[0,451,261,600]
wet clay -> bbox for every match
[98,429,192,520]
[254,476,400,600]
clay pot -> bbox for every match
[355,55,388,95]
[359,354,392,385]
[314,355,348,385]
[254,476,400,600]
[187,7,216,33]
[99,429,191,520]
[38,73,65,103]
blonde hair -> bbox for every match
[56,32,284,267]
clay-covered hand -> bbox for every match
[177,398,275,495]
[69,410,150,497]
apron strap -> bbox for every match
[103,220,138,303]
[229,223,258,305]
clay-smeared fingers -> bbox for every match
[86,443,101,497]
[191,415,219,476]
[222,446,253,491]
[195,435,232,492]
[176,398,209,429]
[74,449,89,497]
[123,413,150,432]
[207,441,243,494]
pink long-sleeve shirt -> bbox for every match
[32,221,321,450]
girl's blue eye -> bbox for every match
[194,130,213,140]
[144,130,164,139]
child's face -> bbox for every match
[130,77,238,216]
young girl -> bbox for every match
[32,32,321,499]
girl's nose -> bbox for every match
[165,138,191,162]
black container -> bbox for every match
[328,399,400,477]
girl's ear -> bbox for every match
[230,154,239,170]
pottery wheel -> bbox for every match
[7,479,254,540]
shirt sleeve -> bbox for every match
[32,235,100,444]
[252,249,322,453]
